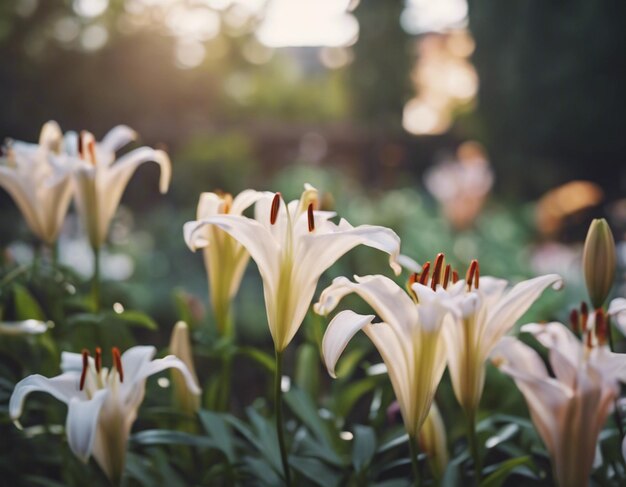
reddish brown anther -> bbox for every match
[452,270,459,283]
[95,347,102,373]
[431,253,445,290]
[466,260,479,291]
[80,349,90,391]
[270,192,281,225]
[443,264,451,289]
[307,203,315,232]
[595,309,607,346]
[77,131,85,158]
[87,139,97,165]
[112,347,124,382]
[569,309,580,335]
[419,262,431,285]
[580,302,589,332]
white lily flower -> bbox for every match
[70,126,171,249]
[184,184,401,351]
[10,345,200,484]
[493,319,626,487]
[0,319,51,336]
[314,272,458,438]
[442,259,562,415]
[0,121,74,245]
[188,189,263,334]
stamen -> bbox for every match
[407,273,419,302]
[307,203,315,232]
[443,264,451,289]
[595,309,607,346]
[418,262,431,285]
[431,253,445,290]
[569,309,580,335]
[452,270,459,283]
[270,192,281,225]
[473,261,480,289]
[466,260,479,291]
[79,349,90,391]
[95,347,102,373]
[580,302,589,332]
[112,347,124,382]
[77,131,84,157]
[87,140,97,166]
[585,328,593,349]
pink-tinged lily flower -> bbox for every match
[314,272,458,439]
[493,319,626,487]
[70,126,171,249]
[185,190,263,335]
[10,346,200,485]
[442,260,562,416]
[184,184,401,352]
[0,121,74,245]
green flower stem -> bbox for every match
[408,435,422,487]
[274,349,292,487]
[92,246,101,312]
[466,410,482,484]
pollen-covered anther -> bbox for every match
[443,264,451,289]
[418,262,431,285]
[95,347,102,373]
[452,270,459,283]
[595,309,607,346]
[270,192,281,225]
[307,203,315,232]
[466,259,479,291]
[112,347,124,382]
[407,272,419,302]
[80,349,90,391]
[77,131,85,158]
[431,253,445,290]
[87,139,97,166]
[580,302,589,332]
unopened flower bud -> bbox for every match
[169,321,200,413]
[419,402,449,480]
[583,219,616,308]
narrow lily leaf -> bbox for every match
[112,310,158,330]
[131,430,216,449]
[333,375,384,419]
[484,424,520,449]
[377,432,409,455]
[238,346,276,373]
[284,387,333,448]
[296,432,348,467]
[352,425,376,473]
[295,343,320,398]
[198,410,236,463]
[13,284,45,321]
[479,456,535,487]
[290,456,341,487]
[244,456,281,486]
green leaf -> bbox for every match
[284,387,333,448]
[238,346,276,373]
[377,432,408,455]
[13,284,45,320]
[295,342,320,398]
[333,375,384,419]
[112,310,158,330]
[290,456,341,487]
[198,410,236,463]
[131,429,216,449]
[352,425,376,473]
[480,456,535,487]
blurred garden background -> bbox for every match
[1,0,626,485]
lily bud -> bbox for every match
[169,321,201,414]
[419,402,449,480]
[583,219,616,308]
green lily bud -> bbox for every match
[583,219,616,308]
[169,321,201,414]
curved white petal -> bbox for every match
[10,373,81,420]
[183,214,279,292]
[412,283,462,332]
[39,121,63,151]
[298,219,402,277]
[397,254,421,273]
[66,389,109,462]
[230,189,265,215]
[119,346,157,385]
[0,166,43,240]
[196,192,225,219]
[129,355,201,396]
[99,125,137,154]
[0,320,49,336]
[483,274,562,352]
[322,310,376,378]
[315,275,417,334]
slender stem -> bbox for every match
[466,410,482,484]
[274,349,291,486]
[408,435,422,487]
[92,246,101,312]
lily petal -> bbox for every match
[322,310,376,378]
[230,189,265,215]
[608,298,626,336]
[66,389,109,462]
[99,125,137,154]
[10,373,81,420]
[0,320,50,336]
